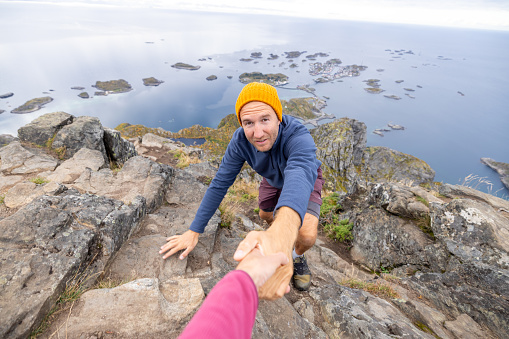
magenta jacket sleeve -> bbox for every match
[179,270,259,339]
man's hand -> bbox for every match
[160,230,199,260]
[234,207,300,300]
[236,247,289,290]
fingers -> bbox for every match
[180,247,192,260]
[234,232,261,261]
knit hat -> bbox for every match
[235,82,283,125]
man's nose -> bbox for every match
[253,124,264,138]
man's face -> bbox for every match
[239,101,280,152]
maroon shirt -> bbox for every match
[179,270,258,339]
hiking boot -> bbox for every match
[292,255,311,291]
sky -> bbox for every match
[8,0,509,31]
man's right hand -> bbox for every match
[160,230,199,260]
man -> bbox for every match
[160,82,324,297]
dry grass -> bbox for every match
[339,264,400,300]
[219,177,259,227]
[171,149,201,169]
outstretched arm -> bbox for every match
[179,248,288,339]
[234,206,300,300]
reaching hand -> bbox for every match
[160,230,199,260]
[236,247,289,290]
[234,230,293,300]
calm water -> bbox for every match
[1,2,508,197]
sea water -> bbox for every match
[0,2,508,197]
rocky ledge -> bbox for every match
[0,112,507,339]
[481,157,509,190]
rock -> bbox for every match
[52,278,203,338]
[365,146,435,186]
[206,75,217,81]
[0,92,14,99]
[431,198,509,268]
[311,117,367,192]
[310,284,435,338]
[73,156,174,213]
[0,142,58,175]
[0,173,24,192]
[17,111,74,146]
[78,92,89,98]
[438,183,509,214]
[444,313,485,339]
[0,134,17,147]
[52,116,107,161]
[45,148,106,184]
[258,297,327,338]
[4,181,65,209]
[103,127,137,165]
[0,191,148,338]
[481,157,509,190]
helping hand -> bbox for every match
[160,230,199,260]
[234,230,293,300]
[236,247,289,290]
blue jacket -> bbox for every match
[189,115,321,233]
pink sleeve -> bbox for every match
[179,270,259,339]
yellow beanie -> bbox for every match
[235,82,283,125]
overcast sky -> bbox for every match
[8,0,509,30]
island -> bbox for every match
[384,95,401,100]
[310,59,366,83]
[285,51,306,58]
[267,54,279,60]
[93,79,132,94]
[388,123,405,130]
[306,52,328,59]
[364,88,384,94]
[0,92,14,99]
[250,52,262,58]
[0,109,5,114]
[239,58,253,62]
[206,75,217,81]
[171,62,200,70]
[11,96,53,114]
[71,86,85,90]
[78,92,89,99]
[143,77,164,86]
[238,72,289,86]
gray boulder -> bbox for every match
[103,127,137,165]
[0,191,146,339]
[365,146,435,186]
[51,278,204,338]
[52,116,107,161]
[0,141,58,175]
[17,111,74,146]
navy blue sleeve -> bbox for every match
[189,131,246,233]
[275,126,320,224]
